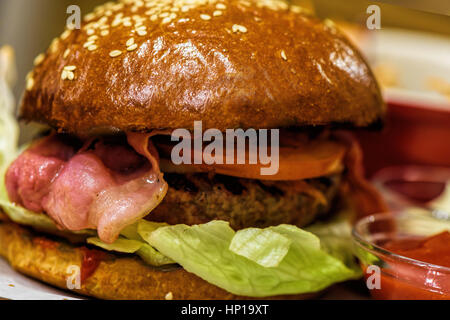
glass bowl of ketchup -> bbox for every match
[352,210,450,300]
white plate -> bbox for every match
[0,257,81,300]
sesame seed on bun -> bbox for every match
[20,0,384,136]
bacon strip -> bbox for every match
[5,133,168,243]
[335,132,389,218]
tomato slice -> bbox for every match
[156,134,347,181]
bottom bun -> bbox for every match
[0,221,321,300]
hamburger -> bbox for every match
[0,0,387,300]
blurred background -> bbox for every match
[0,0,450,204]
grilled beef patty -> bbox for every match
[148,173,342,230]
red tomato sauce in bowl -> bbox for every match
[353,212,450,300]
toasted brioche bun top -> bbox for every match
[21,0,384,136]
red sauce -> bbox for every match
[384,232,450,267]
[366,231,450,300]
[80,247,106,283]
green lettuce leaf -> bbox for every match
[87,233,175,266]
[136,243,175,267]
[229,228,291,268]
[306,213,362,276]
[0,97,18,175]
[0,199,58,230]
[120,222,144,241]
[85,222,177,266]
[139,220,358,297]
[0,49,19,203]
[136,220,168,239]
[121,221,175,266]
[87,237,143,253]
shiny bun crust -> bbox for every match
[21,0,384,135]
[0,221,319,300]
